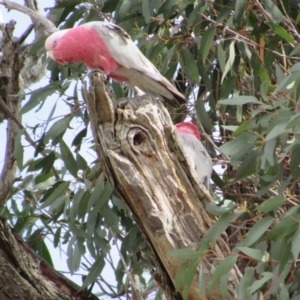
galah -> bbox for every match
[175,122,212,189]
[45,21,186,108]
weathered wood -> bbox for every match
[84,73,241,299]
[0,218,99,300]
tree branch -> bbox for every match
[1,0,56,34]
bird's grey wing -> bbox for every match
[179,134,213,187]
[89,22,161,77]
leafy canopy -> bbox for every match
[2,0,300,299]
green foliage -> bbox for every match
[2,0,300,299]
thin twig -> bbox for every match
[0,95,60,180]
[114,234,144,300]
[201,14,300,61]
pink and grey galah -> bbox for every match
[175,122,213,189]
[45,21,187,108]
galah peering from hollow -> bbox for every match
[45,21,187,108]
[175,122,213,189]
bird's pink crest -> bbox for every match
[175,122,201,140]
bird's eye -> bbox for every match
[52,40,58,48]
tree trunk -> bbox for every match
[0,218,99,300]
[83,72,242,299]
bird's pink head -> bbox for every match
[44,23,121,73]
[175,122,201,140]
[45,29,74,64]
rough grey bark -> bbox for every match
[0,218,99,300]
[1,0,57,89]
[0,20,26,206]
[83,73,242,300]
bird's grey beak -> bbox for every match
[47,50,55,61]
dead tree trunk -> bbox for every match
[84,73,242,300]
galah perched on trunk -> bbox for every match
[45,21,186,108]
[175,122,213,189]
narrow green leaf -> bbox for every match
[67,235,76,274]
[39,240,54,267]
[35,151,56,175]
[279,286,290,299]
[233,0,247,28]
[217,44,225,73]
[264,0,284,23]
[219,132,258,157]
[237,267,255,298]
[142,0,151,23]
[168,248,205,260]
[265,122,289,141]
[199,26,215,61]
[260,80,270,102]
[208,255,237,293]
[220,76,235,99]
[199,212,243,251]
[102,203,120,233]
[251,52,269,82]
[21,85,58,114]
[196,99,213,132]
[219,96,261,105]
[260,137,276,169]
[221,125,239,133]
[174,259,199,300]
[256,196,286,213]
[72,128,87,149]
[242,217,273,247]
[236,148,260,179]
[87,175,105,211]
[291,225,300,260]
[40,181,70,209]
[199,262,206,297]
[221,41,235,83]
[44,102,57,132]
[285,113,300,129]
[46,116,72,141]
[34,135,46,157]
[54,227,62,248]
[60,139,78,178]
[14,216,39,234]
[180,48,199,82]
[266,22,295,44]
[291,144,300,180]
[35,171,54,186]
[14,129,24,170]
[78,190,90,220]
[187,3,202,29]
[49,195,68,213]
[116,0,132,21]
[220,274,229,299]
[86,181,113,236]
[81,256,105,290]
[265,206,300,240]
[248,272,273,294]
[76,153,88,171]
[238,247,263,261]
[70,243,81,272]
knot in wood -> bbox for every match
[128,128,155,157]
[133,131,146,145]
